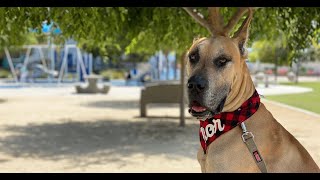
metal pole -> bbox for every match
[89,53,93,75]
[51,42,55,77]
[76,51,81,81]
[58,46,68,84]
[37,46,49,82]
[48,33,55,82]
[76,47,88,81]
[23,47,31,67]
[48,7,55,82]
[4,47,19,84]
[38,47,48,68]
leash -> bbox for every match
[240,122,268,173]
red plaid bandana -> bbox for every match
[199,90,260,153]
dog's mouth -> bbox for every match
[188,101,211,118]
[188,97,227,119]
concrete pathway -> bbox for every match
[0,85,318,172]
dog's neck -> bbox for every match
[222,60,255,112]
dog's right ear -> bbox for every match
[231,8,253,58]
[193,36,201,44]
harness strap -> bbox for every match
[240,122,268,173]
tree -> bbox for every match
[1,7,320,63]
[249,34,292,82]
[1,7,320,126]
[292,37,320,83]
[300,37,320,62]
[250,36,291,64]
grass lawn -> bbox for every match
[267,82,320,114]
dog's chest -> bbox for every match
[196,126,255,172]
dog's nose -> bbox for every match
[187,75,207,92]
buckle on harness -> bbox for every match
[242,131,254,142]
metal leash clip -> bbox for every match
[242,131,254,143]
[240,122,254,142]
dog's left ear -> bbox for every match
[232,8,253,58]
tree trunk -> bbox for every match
[174,52,177,80]
[295,59,300,84]
[165,52,169,80]
[274,56,278,84]
[179,51,187,127]
[156,53,160,80]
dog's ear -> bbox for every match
[232,8,253,58]
[193,35,201,44]
[185,51,191,76]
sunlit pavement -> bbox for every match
[0,82,319,172]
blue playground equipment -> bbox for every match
[149,50,179,81]
[3,20,93,84]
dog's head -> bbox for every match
[185,8,253,118]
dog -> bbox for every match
[184,7,320,173]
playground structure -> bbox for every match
[57,44,92,84]
[3,44,93,85]
[1,18,96,85]
[148,50,179,82]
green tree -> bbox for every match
[1,7,320,63]
[291,37,320,83]
[1,7,320,126]
[300,37,320,62]
[249,34,292,82]
[250,39,290,65]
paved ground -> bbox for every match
[255,84,313,96]
[0,85,319,172]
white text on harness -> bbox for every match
[200,119,225,141]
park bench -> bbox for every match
[140,80,187,117]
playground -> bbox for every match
[0,83,319,172]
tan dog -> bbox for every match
[184,7,320,173]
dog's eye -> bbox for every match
[219,58,227,64]
[190,54,196,61]
[189,52,199,64]
[215,58,230,67]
